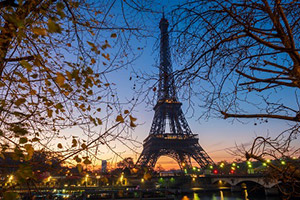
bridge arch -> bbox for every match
[235,180,265,190]
[155,156,179,170]
[236,180,264,187]
[210,176,278,188]
[155,154,201,170]
[211,179,233,186]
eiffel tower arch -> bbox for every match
[136,17,214,170]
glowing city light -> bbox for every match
[8,175,13,182]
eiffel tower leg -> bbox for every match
[149,151,160,168]
[136,148,153,168]
[190,144,214,168]
[176,153,192,169]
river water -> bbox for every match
[174,190,281,200]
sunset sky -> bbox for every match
[60,0,300,170]
[88,28,298,170]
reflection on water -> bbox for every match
[182,196,189,200]
[220,190,224,200]
[180,190,280,200]
[244,189,249,200]
[193,193,200,200]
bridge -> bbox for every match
[205,174,279,195]
[153,173,280,196]
[4,173,280,197]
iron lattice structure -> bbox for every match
[136,17,214,169]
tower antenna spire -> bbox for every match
[162,6,165,18]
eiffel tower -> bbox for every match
[136,17,214,170]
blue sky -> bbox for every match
[102,25,297,168]
[59,0,300,169]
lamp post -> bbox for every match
[120,172,124,186]
[96,175,101,187]
[85,174,89,187]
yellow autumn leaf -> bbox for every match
[116,114,124,123]
[72,139,77,147]
[32,28,47,36]
[87,41,95,47]
[97,118,102,125]
[130,121,136,127]
[81,143,87,149]
[19,60,32,72]
[57,143,63,149]
[15,98,26,106]
[101,53,110,60]
[29,90,37,95]
[111,33,117,38]
[83,158,92,165]
[87,90,93,95]
[66,70,72,80]
[74,155,81,163]
[45,160,52,165]
[48,19,62,33]
[91,58,96,64]
[129,115,137,122]
[47,109,53,118]
[19,137,28,144]
[24,144,34,161]
[56,72,65,86]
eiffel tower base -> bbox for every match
[136,134,214,170]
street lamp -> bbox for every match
[85,174,89,187]
[96,175,101,187]
[120,172,124,185]
[8,175,14,184]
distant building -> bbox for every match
[0,152,20,175]
[159,170,181,177]
[102,160,107,173]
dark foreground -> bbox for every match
[17,187,287,200]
